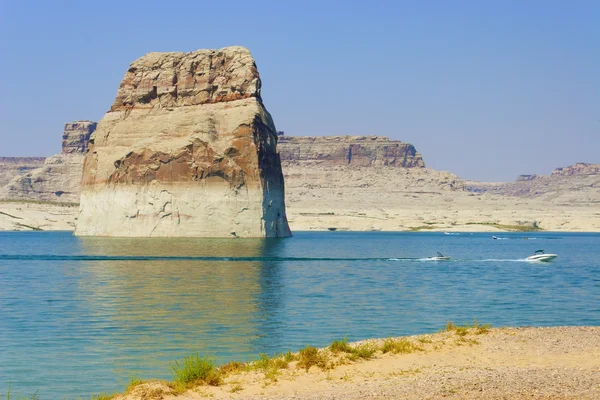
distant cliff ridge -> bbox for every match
[552,163,600,177]
[0,157,46,187]
[466,163,600,202]
[279,136,425,168]
[0,121,96,202]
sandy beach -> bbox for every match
[111,326,600,400]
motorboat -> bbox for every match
[427,252,451,261]
[526,250,558,262]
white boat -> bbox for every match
[427,252,451,261]
[527,250,558,262]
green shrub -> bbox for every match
[171,352,221,386]
[329,337,353,353]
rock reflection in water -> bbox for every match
[73,237,286,381]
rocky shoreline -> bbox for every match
[109,326,600,400]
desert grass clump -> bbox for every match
[445,321,469,336]
[171,352,221,387]
[297,345,328,371]
[472,318,492,335]
[218,361,246,376]
[282,350,296,363]
[446,319,492,336]
[381,338,422,354]
[125,374,144,393]
[253,352,294,371]
[329,337,353,353]
[329,337,377,361]
[250,352,296,383]
[347,343,378,361]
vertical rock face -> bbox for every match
[62,121,96,154]
[75,46,291,238]
[0,122,95,202]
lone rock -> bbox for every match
[75,46,291,237]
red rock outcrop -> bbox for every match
[75,46,291,237]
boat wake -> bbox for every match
[0,255,550,263]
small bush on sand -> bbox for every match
[446,321,469,336]
[125,374,144,393]
[171,352,221,386]
[218,361,246,375]
[330,337,377,360]
[472,318,492,334]
[382,338,422,354]
[348,343,378,360]
[282,350,296,363]
[329,337,353,353]
[297,345,328,371]
[446,319,492,336]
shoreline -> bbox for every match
[107,325,600,400]
[1,198,600,233]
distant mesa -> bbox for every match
[0,121,95,202]
[278,135,425,168]
[75,46,291,238]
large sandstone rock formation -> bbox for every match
[0,121,96,202]
[278,136,425,168]
[75,46,291,237]
[0,157,45,187]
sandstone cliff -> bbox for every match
[62,121,97,154]
[0,157,45,187]
[278,136,425,168]
[0,121,95,202]
[75,46,291,238]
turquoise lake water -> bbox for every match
[0,231,599,398]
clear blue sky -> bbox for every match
[0,0,598,181]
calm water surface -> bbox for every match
[0,231,599,398]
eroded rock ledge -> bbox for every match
[75,46,291,238]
